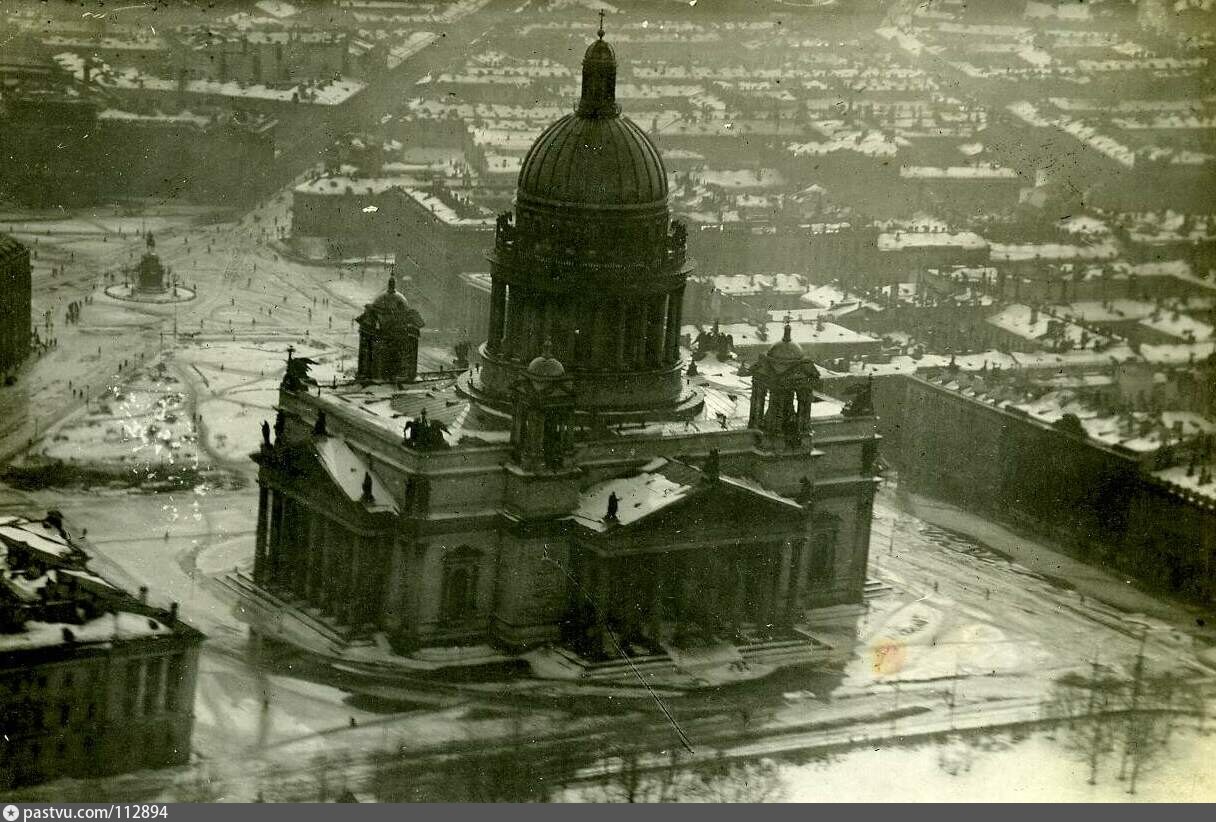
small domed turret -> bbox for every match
[527,339,565,379]
[766,321,805,362]
[356,271,424,383]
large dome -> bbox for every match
[514,28,667,209]
[467,25,699,422]
[517,114,667,208]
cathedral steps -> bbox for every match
[738,637,826,669]
[536,636,829,686]
[864,578,894,598]
[217,571,372,651]
[543,646,683,683]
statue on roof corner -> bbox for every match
[842,376,874,418]
[281,346,318,393]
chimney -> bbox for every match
[138,585,148,604]
[169,602,179,623]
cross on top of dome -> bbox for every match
[578,11,618,119]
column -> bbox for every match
[304,513,319,604]
[504,289,523,359]
[132,659,147,718]
[627,301,645,369]
[664,286,683,363]
[254,485,269,583]
[487,280,506,353]
[775,541,794,624]
[156,656,170,714]
[647,295,667,366]
[648,568,662,643]
[793,537,813,610]
[593,557,611,652]
[522,296,539,360]
[268,490,284,584]
[287,498,306,598]
[591,306,608,369]
[345,539,360,626]
[320,519,335,615]
[731,554,746,630]
[614,300,628,367]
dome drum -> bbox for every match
[491,212,689,287]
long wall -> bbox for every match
[873,373,1216,605]
[0,237,32,374]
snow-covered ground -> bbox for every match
[777,727,1216,802]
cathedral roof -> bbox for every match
[314,436,398,514]
[516,31,667,209]
[572,457,802,535]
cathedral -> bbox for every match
[249,29,879,672]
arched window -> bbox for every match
[440,546,480,623]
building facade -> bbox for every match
[249,31,879,669]
[0,234,32,375]
[0,512,203,789]
[890,372,1216,605]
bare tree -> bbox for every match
[683,752,786,802]
[175,766,223,803]
[583,745,685,803]
[1046,659,1124,786]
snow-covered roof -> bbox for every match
[0,520,77,561]
[1139,313,1214,342]
[315,436,399,514]
[1152,465,1216,504]
[900,164,1018,180]
[708,273,804,296]
[574,459,697,533]
[877,231,987,251]
[986,304,1109,347]
[0,611,171,653]
[695,320,879,349]
[572,458,800,534]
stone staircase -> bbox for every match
[864,578,894,599]
[739,635,828,669]
[216,571,374,652]
[544,633,829,686]
[555,647,683,683]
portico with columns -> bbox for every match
[565,459,822,658]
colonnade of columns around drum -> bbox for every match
[253,484,386,630]
[485,281,685,369]
[573,536,821,647]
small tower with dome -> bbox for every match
[510,340,576,472]
[355,271,424,383]
[748,320,821,450]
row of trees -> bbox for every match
[1044,632,1208,796]
[365,712,785,803]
